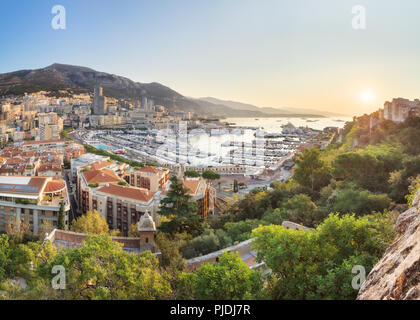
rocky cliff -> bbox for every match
[357,191,420,300]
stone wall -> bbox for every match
[186,239,254,271]
[44,229,156,253]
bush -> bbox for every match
[329,187,391,216]
[180,229,233,259]
[224,219,264,243]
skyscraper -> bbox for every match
[92,85,107,115]
[141,96,148,110]
[148,99,154,111]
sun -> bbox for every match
[359,90,376,104]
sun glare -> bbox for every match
[359,90,376,104]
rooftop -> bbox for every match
[82,169,121,185]
[81,160,111,171]
[96,183,154,203]
[23,139,72,146]
[0,176,47,197]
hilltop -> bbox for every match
[0,64,334,118]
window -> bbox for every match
[145,237,149,243]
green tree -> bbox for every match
[406,175,420,207]
[158,176,202,236]
[155,232,186,292]
[39,235,171,300]
[70,210,109,234]
[57,201,65,230]
[202,170,221,183]
[184,170,200,178]
[332,144,402,193]
[224,219,263,243]
[281,194,317,227]
[293,147,330,192]
[233,180,239,193]
[252,213,395,300]
[328,187,391,216]
[177,252,263,300]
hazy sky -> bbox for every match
[1,0,420,116]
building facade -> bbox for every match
[384,98,420,122]
[92,86,107,115]
[124,166,170,192]
[0,176,70,235]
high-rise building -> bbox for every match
[148,99,154,111]
[92,85,107,115]
[38,112,63,140]
[141,97,148,110]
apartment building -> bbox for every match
[70,154,110,182]
[124,166,170,192]
[76,166,159,236]
[0,176,70,235]
[21,139,84,162]
[36,164,62,177]
[38,112,64,140]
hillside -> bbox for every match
[358,189,420,300]
[198,97,348,117]
[0,64,340,118]
[0,63,203,113]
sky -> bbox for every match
[1,0,420,116]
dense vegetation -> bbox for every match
[0,115,418,300]
[0,234,170,299]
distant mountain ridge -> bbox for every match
[198,97,349,117]
[0,64,345,117]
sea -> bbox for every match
[184,116,353,167]
[223,116,353,133]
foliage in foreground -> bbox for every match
[177,252,263,300]
[0,234,171,300]
[252,212,396,300]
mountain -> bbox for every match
[198,97,349,117]
[0,63,203,113]
[0,64,345,118]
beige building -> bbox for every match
[89,115,124,127]
[38,112,63,140]
[77,166,159,236]
[124,166,170,192]
[0,176,70,235]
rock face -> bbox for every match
[357,191,420,300]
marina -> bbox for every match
[76,118,346,175]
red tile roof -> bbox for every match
[137,166,160,174]
[183,179,201,195]
[82,169,121,185]
[82,160,111,171]
[44,181,66,193]
[97,184,154,202]
[38,164,62,172]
